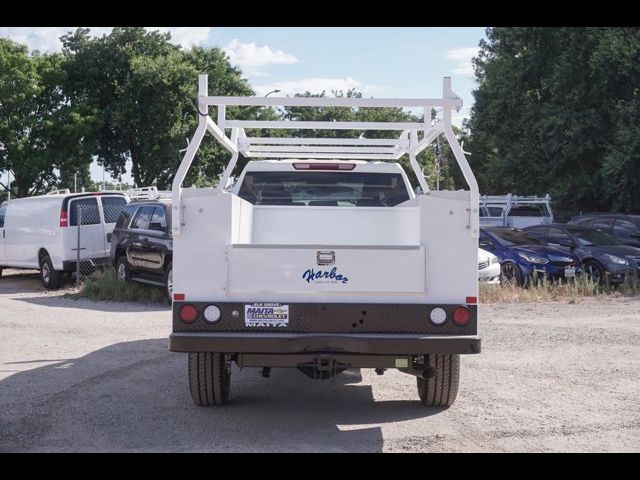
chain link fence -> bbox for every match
[73,200,123,284]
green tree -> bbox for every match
[61,28,256,189]
[469,27,640,212]
[1,40,60,196]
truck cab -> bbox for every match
[169,75,480,408]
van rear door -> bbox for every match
[65,197,105,262]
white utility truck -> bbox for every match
[0,190,128,288]
[170,75,480,407]
[479,194,554,228]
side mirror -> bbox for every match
[559,240,575,248]
[149,222,165,232]
[479,240,494,249]
[106,232,112,243]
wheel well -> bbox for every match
[114,248,126,264]
[583,258,602,266]
[38,248,49,263]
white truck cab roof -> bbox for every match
[241,159,406,174]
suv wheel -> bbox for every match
[417,354,460,407]
[116,256,130,283]
[164,262,173,304]
[40,254,61,290]
[189,352,231,406]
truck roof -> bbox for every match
[242,159,405,174]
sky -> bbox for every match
[0,26,487,187]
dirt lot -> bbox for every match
[1,268,639,452]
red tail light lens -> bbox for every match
[452,306,470,326]
[59,210,68,227]
[293,163,355,170]
[179,304,198,323]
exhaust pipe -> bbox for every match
[399,365,436,379]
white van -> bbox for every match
[0,191,128,288]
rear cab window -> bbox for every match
[237,172,410,206]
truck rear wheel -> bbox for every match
[416,354,459,407]
[188,352,231,406]
[39,254,62,290]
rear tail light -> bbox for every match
[465,296,477,304]
[429,307,447,326]
[203,305,222,323]
[293,163,355,170]
[59,210,68,227]
[452,306,470,326]
[179,304,198,323]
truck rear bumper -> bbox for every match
[169,332,481,355]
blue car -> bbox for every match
[479,227,581,285]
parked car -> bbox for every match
[479,227,581,285]
[569,213,640,248]
[478,247,500,283]
[109,198,173,302]
[523,223,640,285]
[0,190,128,288]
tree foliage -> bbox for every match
[469,27,640,212]
[61,28,255,189]
[0,39,91,196]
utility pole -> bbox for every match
[7,170,11,202]
[74,173,77,193]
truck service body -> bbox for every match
[169,75,480,407]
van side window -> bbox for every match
[131,206,155,230]
[0,203,6,228]
[70,198,100,226]
[102,196,128,224]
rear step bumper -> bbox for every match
[169,332,481,355]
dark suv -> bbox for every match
[569,213,640,248]
[109,199,173,302]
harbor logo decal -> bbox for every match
[302,267,349,284]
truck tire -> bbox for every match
[416,354,460,407]
[39,254,62,290]
[164,262,173,304]
[188,352,231,406]
[116,255,130,283]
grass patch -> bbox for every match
[480,274,640,303]
[76,268,167,304]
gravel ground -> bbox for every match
[1,268,639,452]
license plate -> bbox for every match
[245,303,289,327]
[564,267,576,278]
